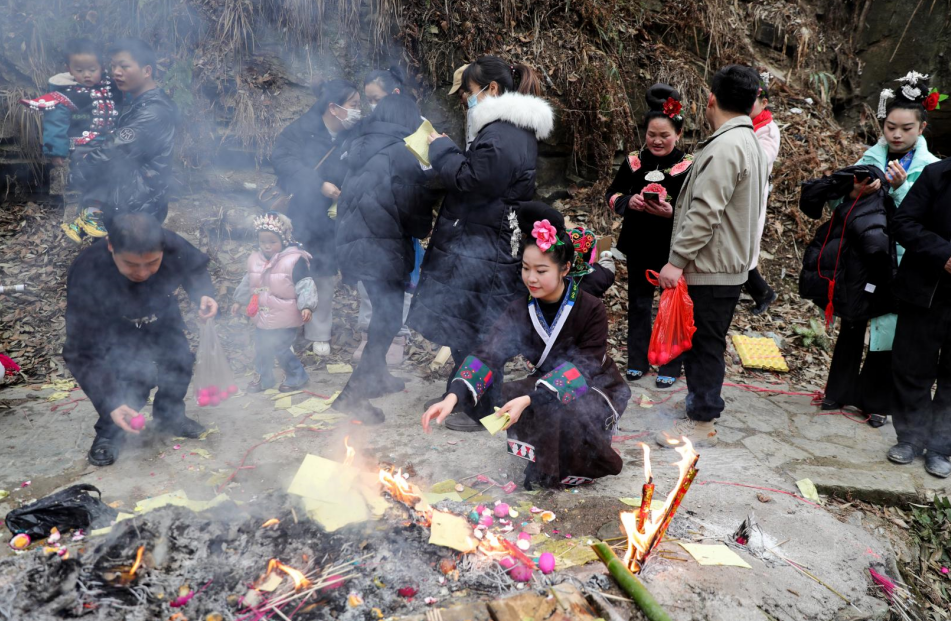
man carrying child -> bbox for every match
[73,38,178,234]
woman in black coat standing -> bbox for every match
[271,79,362,356]
[408,56,554,432]
[333,95,440,423]
[606,84,694,389]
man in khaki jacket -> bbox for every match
[656,64,767,448]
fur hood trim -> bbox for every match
[49,72,79,87]
[469,92,554,140]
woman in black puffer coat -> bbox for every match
[408,56,554,432]
[799,163,896,415]
[271,79,361,356]
[333,95,440,423]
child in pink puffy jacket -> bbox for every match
[231,213,318,392]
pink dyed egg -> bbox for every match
[510,563,533,582]
[209,396,221,406]
[129,414,146,430]
[197,395,211,407]
[478,515,494,528]
[493,503,510,518]
[538,552,555,574]
[517,532,532,541]
[227,385,238,395]
[498,556,517,570]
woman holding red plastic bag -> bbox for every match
[606,84,693,389]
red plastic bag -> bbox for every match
[645,270,697,366]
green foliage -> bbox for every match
[792,318,831,351]
[809,71,837,105]
[164,60,194,109]
[909,496,950,609]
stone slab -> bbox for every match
[790,465,918,504]
[789,438,882,465]
[793,413,859,442]
[742,434,812,468]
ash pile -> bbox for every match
[0,494,534,621]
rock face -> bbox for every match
[848,0,951,149]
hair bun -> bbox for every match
[516,202,565,236]
[895,71,931,104]
[388,65,406,85]
[646,83,681,111]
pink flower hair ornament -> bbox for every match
[531,219,564,253]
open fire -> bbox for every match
[378,468,420,507]
[265,559,312,591]
[343,436,355,467]
[620,438,700,573]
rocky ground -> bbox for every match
[1,186,949,618]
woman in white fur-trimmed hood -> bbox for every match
[408,56,555,432]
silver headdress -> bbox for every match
[877,88,895,119]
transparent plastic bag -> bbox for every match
[194,320,236,407]
[646,270,697,366]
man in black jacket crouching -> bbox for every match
[64,213,218,466]
[889,158,951,478]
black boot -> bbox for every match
[751,289,777,316]
[88,434,120,467]
[362,371,406,399]
[925,452,951,478]
[163,416,206,439]
[332,390,385,425]
[886,442,924,465]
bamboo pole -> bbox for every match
[591,543,673,621]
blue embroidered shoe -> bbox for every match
[656,376,678,389]
[625,370,644,382]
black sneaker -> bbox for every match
[165,417,206,439]
[886,442,924,465]
[751,289,777,316]
[925,452,951,478]
[332,392,385,425]
[444,412,484,432]
[363,372,406,399]
[88,434,120,466]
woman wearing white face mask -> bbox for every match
[408,55,555,432]
[272,79,362,356]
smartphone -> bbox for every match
[643,191,660,201]
[853,170,871,183]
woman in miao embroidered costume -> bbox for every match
[422,208,630,489]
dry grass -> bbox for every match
[1,87,45,181]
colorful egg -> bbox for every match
[197,395,211,407]
[227,385,239,395]
[130,414,146,430]
[9,534,30,550]
[209,396,221,406]
[498,556,517,569]
[478,515,494,528]
[493,503,510,518]
[538,552,555,574]
[510,563,533,582]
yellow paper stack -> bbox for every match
[731,335,789,372]
[404,120,437,167]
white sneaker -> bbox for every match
[654,418,718,448]
[312,341,331,356]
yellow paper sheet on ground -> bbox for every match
[531,536,601,569]
[620,497,666,511]
[275,396,293,409]
[272,391,302,400]
[796,478,821,503]
[679,543,752,569]
[301,493,369,532]
[135,490,230,514]
[422,491,464,505]
[480,410,509,435]
[404,120,437,167]
[287,454,360,500]
[326,364,353,374]
[429,510,477,552]
[731,335,789,372]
